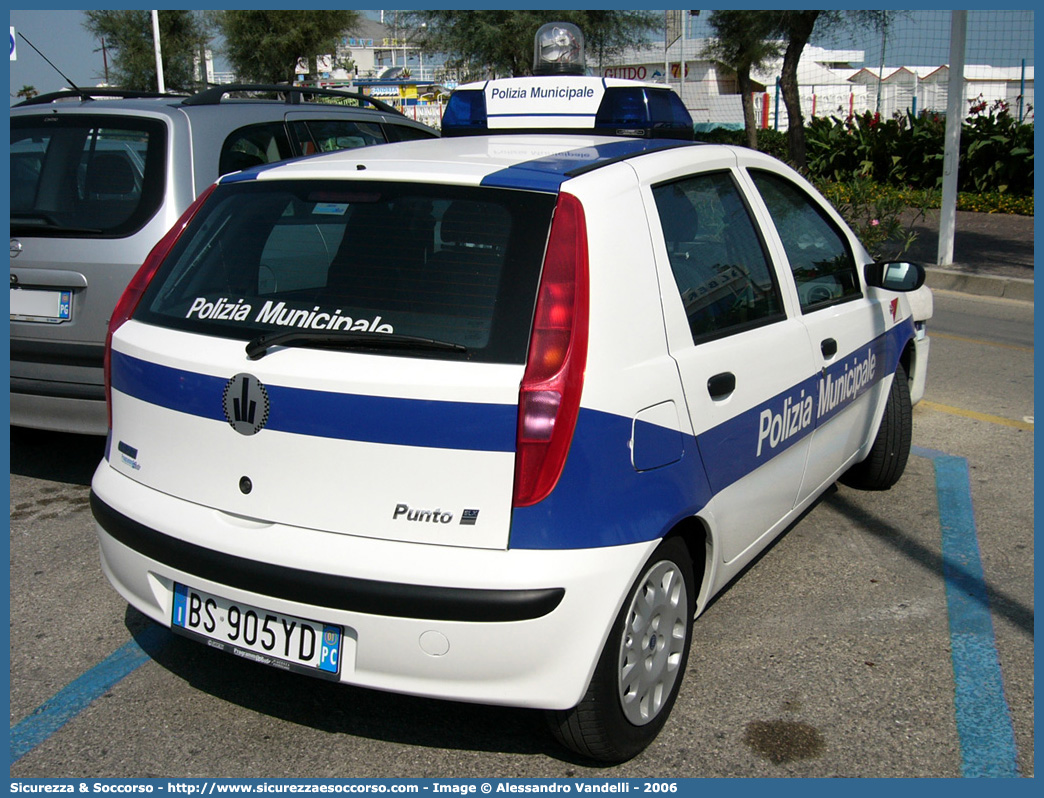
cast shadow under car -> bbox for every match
[122,605,595,764]
[10,425,107,486]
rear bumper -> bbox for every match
[91,462,656,710]
[909,330,930,406]
[10,339,107,434]
[10,388,108,435]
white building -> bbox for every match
[295,16,443,84]
[850,64,1034,122]
[598,39,865,129]
[599,37,1034,130]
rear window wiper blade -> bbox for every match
[246,330,468,360]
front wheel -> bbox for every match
[546,536,695,763]
[841,363,912,490]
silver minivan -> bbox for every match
[10,85,437,435]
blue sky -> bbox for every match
[9,7,1037,103]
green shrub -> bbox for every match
[692,126,787,161]
[697,106,1034,216]
[755,128,788,161]
[692,127,745,146]
[818,178,929,260]
[961,96,1035,195]
[804,99,1033,198]
[818,178,1032,219]
[955,191,1033,215]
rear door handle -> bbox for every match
[707,372,736,400]
[821,338,838,358]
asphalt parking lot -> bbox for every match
[8,226,1034,777]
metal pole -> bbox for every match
[151,10,165,93]
[774,78,780,130]
[1019,59,1025,122]
[679,10,685,102]
[664,11,669,87]
[937,10,967,268]
[876,24,886,115]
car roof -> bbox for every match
[11,85,408,119]
[218,135,775,193]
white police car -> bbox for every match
[91,29,930,763]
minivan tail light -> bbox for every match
[513,192,589,507]
[104,184,216,429]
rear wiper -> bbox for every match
[246,330,468,360]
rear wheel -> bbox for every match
[546,536,695,763]
[841,363,912,490]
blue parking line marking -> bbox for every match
[9,623,170,764]
[914,446,1019,777]
[10,451,1019,773]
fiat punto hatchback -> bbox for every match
[91,69,930,762]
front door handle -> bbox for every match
[707,371,736,400]
[821,338,838,358]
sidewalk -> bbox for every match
[899,209,1035,302]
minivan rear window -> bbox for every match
[10,115,167,238]
[136,180,558,364]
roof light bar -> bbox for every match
[533,23,586,76]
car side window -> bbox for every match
[219,123,293,176]
[383,123,437,143]
[749,170,861,312]
[653,171,784,343]
[288,119,385,155]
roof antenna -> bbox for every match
[18,31,85,96]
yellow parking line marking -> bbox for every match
[920,400,1035,431]
[931,331,1033,353]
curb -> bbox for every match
[925,268,1034,303]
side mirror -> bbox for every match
[864,261,926,292]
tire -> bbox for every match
[841,363,912,491]
[546,536,695,763]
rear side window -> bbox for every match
[10,115,167,238]
[749,170,861,312]
[136,180,558,364]
[653,171,784,343]
[288,119,384,155]
[219,122,293,176]
[383,122,438,143]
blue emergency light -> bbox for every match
[442,22,694,140]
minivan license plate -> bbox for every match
[172,584,342,679]
[10,288,72,323]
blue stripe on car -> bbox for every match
[218,139,689,192]
[511,323,912,549]
[480,139,693,192]
[111,321,912,548]
[109,351,517,452]
[510,408,713,550]
[218,169,260,184]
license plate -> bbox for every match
[10,287,73,323]
[172,584,342,680]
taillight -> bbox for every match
[104,184,217,429]
[513,192,590,507]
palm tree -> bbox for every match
[704,11,782,150]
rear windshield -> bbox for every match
[135,180,558,364]
[10,115,167,238]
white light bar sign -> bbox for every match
[484,76,606,129]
